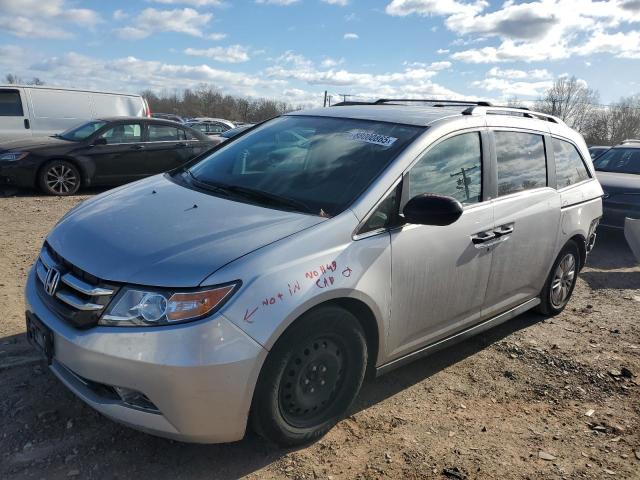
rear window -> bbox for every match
[0,90,23,116]
[593,148,640,174]
[495,131,547,196]
[553,139,590,187]
[149,124,183,141]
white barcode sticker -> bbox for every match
[347,130,398,147]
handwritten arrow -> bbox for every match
[244,306,258,324]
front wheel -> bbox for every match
[38,160,81,196]
[537,242,580,315]
[251,306,367,446]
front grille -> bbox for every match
[35,243,120,329]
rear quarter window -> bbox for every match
[0,90,24,116]
[553,139,590,188]
[495,131,547,196]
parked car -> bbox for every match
[593,139,640,228]
[588,145,610,160]
[186,117,235,136]
[25,100,602,446]
[0,117,212,195]
[208,123,255,146]
[0,85,150,142]
[152,113,186,124]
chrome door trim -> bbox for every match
[375,297,540,376]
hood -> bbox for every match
[47,175,325,287]
[596,171,640,192]
[0,135,72,151]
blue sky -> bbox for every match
[1,0,639,106]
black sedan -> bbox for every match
[0,117,213,195]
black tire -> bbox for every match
[251,305,367,447]
[536,241,580,316]
[38,160,81,196]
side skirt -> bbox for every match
[375,297,541,377]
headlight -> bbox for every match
[0,151,28,161]
[99,282,240,326]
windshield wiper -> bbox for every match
[223,185,316,215]
[186,172,316,214]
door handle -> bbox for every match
[471,231,496,245]
[176,142,188,147]
[131,144,145,150]
[494,224,515,237]
[24,118,30,129]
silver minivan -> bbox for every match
[25,100,603,446]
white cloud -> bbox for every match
[486,67,552,80]
[115,8,212,39]
[184,45,251,63]
[472,67,555,97]
[206,32,227,40]
[0,0,100,38]
[386,0,488,17]
[322,0,349,5]
[150,0,224,5]
[403,60,452,70]
[321,57,345,68]
[575,30,640,59]
[113,9,128,21]
[344,32,359,39]
[255,0,300,5]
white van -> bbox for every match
[0,85,150,141]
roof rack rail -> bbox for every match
[621,139,640,144]
[374,98,493,107]
[462,105,564,124]
[331,101,376,107]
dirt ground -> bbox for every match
[1,188,639,480]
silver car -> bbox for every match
[24,100,603,446]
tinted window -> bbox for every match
[360,188,398,234]
[406,132,482,204]
[593,148,640,174]
[182,128,198,140]
[99,123,142,144]
[495,131,547,196]
[188,116,422,216]
[554,139,590,187]
[149,124,182,141]
[0,90,23,116]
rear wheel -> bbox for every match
[251,306,367,446]
[38,160,81,196]
[537,241,580,315]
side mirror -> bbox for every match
[92,137,107,146]
[402,194,463,226]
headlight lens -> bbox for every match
[99,283,239,326]
[0,151,28,161]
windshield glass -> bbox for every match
[59,120,107,141]
[593,148,640,174]
[221,125,252,138]
[186,115,422,216]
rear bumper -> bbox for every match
[601,201,640,229]
[25,268,268,443]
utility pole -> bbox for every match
[338,93,353,103]
[323,90,328,108]
[450,165,479,201]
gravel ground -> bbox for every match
[1,189,639,480]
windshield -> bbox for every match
[186,115,422,216]
[221,125,252,138]
[59,120,107,141]
[593,148,640,174]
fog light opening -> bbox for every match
[113,386,159,412]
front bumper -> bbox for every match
[25,268,268,443]
[0,158,38,187]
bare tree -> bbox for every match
[537,76,599,131]
[5,73,23,84]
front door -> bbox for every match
[388,131,494,360]
[83,121,145,184]
[0,88,31,141]
[482,130,561,318]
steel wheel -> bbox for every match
[278,336,346,428]
[550,252,576,309]
[46,164,78,194]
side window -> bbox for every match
[182,129,198,140]
[208,124,226,134]
[0,90,24,116]
[553,139,590,188]
[99,123,142,144]
[406,132,482,205]
[148,125,181,141]
[495,131,547,196]
[359,187,399,234]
